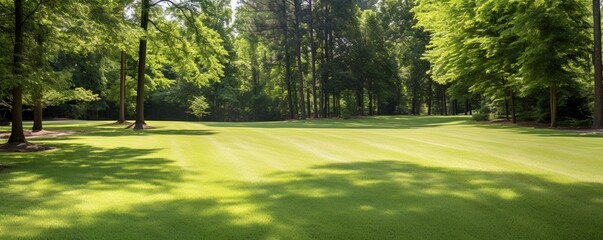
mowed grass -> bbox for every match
[1,116,603,239]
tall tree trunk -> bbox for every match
[322,4,329,118]
[453,100,457,115]
[411,77,417,115]
[550,82,558,128]
[427,79,433,115]
[134,0,150,130]
[442,85,448,116]
[309,0,318,118]
[356,88,364,115]
[32,99,43,132]
[118,50,126,123]
[504,99,510,121]
[593,0,603,128]
[511,91,517,124]
[369,78,374,116]
[282,0,295,119]
[8,0,26,143]
[306,90,311,117]
[294,0,305,119]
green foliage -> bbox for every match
[188,96,210,120]
[472,113,490,122]
[415,0,592,123]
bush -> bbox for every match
[472,113,490,121]
[188,96,210,120]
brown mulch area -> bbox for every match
[126,123,154,130]
[0,142,55,152]
[0,130,76,152]
[0,130,77,139]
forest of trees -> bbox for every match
[1,0,603,144]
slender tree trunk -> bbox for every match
[593,0,603,128]
[504,99,510,121]
[134,0,150,130]
[293,0,305,119]
[309,0,318,118]
[32,99,43,132]
[8,0,26,143]
[411,79,417,115]
[118,50,126,123]
[442,86,448,116]
[333,93,337,117]
[282,0,295,119]
[511,91,517,124]
[550,82,558,128]
[369,79,374,116]
[427,79,433,115]
[306,90,311,117]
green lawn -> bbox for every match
[1,116,602,239]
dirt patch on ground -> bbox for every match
[126,123,154,130]
[0,142,55,152]
[0,130,77,139]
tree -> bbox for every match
[8,0,26,143]
[133,0,150,130]
[593,0,603,128]
[131,0,227,129]
[188,95,209,120]
[309,0,318,118]
[293,0,305,119]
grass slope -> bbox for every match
[1,116,602,239]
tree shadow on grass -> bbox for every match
[218,161,603,239]
[29,129,218,141]
[203,116,472,130]
[3,159,602,239]
[0,143,183,188]
[471,122,603,138]
[20,198,272,239]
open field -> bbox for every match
[1,116,602,239]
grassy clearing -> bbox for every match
[1,116,602,239]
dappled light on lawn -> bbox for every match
[1,117,603,239]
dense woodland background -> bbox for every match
[1,0,602,137]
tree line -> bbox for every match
[1,0,602,146]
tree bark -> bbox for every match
[504,99,510,121]
[32,99,43,132]
[134,0,150,130]
[118,50,126,123]
[368,78,374,116]
[427,79,433,115]
[8,0,26,143]
[293,0,305,119]
[511,91,517,124]
[282,0,295,119]
[550,82,558,128]
[306,90,311,117]
[442,85,447,116]
[593,0,603,128]
[309,0,318,118]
